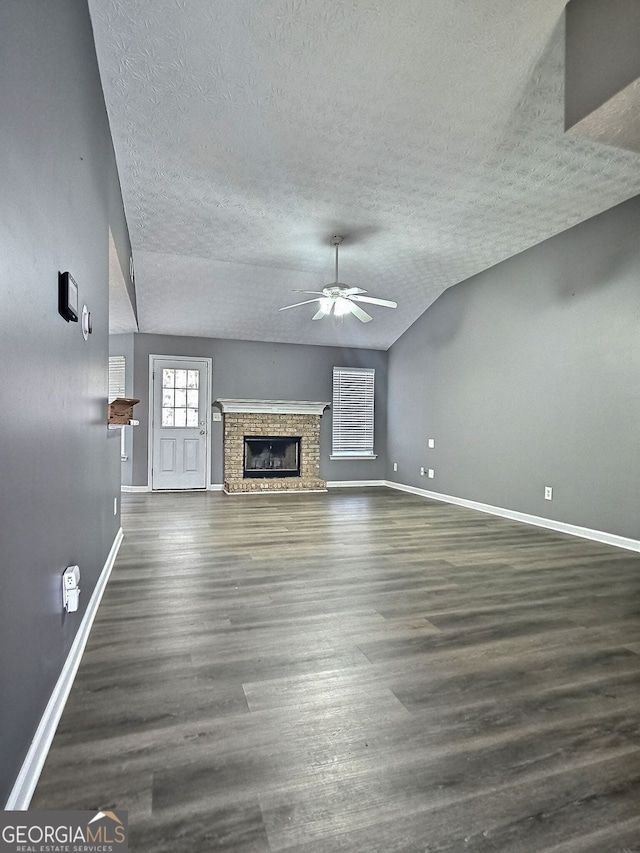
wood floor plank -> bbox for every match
[31,488,640,851]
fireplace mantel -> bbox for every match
[215,399,330,416]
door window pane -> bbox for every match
[161,367,201,428]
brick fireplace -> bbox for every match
[215,399,330,493]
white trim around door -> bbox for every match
[148,355,212,491]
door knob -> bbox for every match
[200,429,205,435]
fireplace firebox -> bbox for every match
[243,436,301,478]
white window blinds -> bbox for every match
[108,356,126,402]
[332,366,375,456]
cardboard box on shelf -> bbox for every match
[108,398,140,425]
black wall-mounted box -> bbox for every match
[58,271,79,322]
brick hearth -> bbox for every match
[215,400,330,494]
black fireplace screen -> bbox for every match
[243,436,301,478]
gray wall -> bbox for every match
[107,167,137,320]
[117,334,387,486]
[387,193,640,541]
[0,0,124,804]
[565,0,640,130]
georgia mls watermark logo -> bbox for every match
[0,810,128,853]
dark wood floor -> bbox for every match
[32,488,640,852]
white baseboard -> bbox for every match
[384,481,640,554]
[5,527,124,810]
[123,485,225,493]
[327,480,387,488]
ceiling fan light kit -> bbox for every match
[279,236,398,323]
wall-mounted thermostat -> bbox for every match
[62,565,81,612]
[58,271,79,322]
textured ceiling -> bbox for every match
[93,0,640,350]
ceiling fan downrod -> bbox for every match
[331,235,343,284]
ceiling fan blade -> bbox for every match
[279,297,323,311]
[313,300,334,320]
[292,290,326,295]
[343,287,367,296]
[351,295,398,308]
[348,301,373,323]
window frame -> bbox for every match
[108,355,126,402]
[330,366,377,460]
[108,355,127,460]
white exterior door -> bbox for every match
[151,357,210,490]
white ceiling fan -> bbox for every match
[279,235,398,323]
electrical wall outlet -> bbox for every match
[428,438,435,449]
[428,469,435,478]
[62,565,80,613]
[544,486,553,500]
[420,467,425,476]
[393,462,398,472]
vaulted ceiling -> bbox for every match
[94,0,640,350]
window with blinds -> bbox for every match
[108,356,127,460]
[331,366,375,457]
[108,356,126,402]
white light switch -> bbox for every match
[212,411,222,422]
[393,462,398,472]
[428,469,435,478]
[428,438,435,449]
